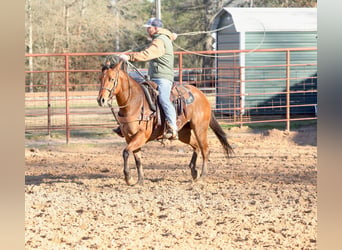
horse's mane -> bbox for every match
[102,60,127,73]
[101,64,114,72]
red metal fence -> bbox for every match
[25,48,317,143]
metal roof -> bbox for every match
[214,8,317,32]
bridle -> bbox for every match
[100,66,133,109]
[100,68,119,101]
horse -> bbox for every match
[97,60,233,185]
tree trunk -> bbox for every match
[27,0,34,92]
[64,0,78,51]
[64,2,70,51]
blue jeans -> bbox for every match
[152,78,177,130]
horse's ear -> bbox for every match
[115,59,127,71]
[115,60,125,70]
[101,59,112,70]
[103,60,111,66]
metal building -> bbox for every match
[211,8,317,115]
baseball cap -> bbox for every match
[143,18,163,28]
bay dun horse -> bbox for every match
[97,60,233,185]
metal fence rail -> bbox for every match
[25,48,317,143]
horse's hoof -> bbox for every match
[125,177,134,186]
[137,180,144,186]
[191,170,200,181]
[200,172,207,178]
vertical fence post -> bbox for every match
[239,51,244,128]
[65,55,70,143]
[47,72,51,137]
[286,50,291,132]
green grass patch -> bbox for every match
[219,119,316,131]
[247,120,316,130]
[25,128,115,142]
[70,129,115,139]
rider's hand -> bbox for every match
[119,54,130,62]
[172,33,178,41]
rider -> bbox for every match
[118,17,178,140]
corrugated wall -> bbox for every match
[214,11,317,116]
[215,12,241,115]
[244,31,317,114]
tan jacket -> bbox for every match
[129,28,177,62]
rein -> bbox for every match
[127,61,146,80]
[101,62,149,125]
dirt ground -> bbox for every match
[25,125,317,249]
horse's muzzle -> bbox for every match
[97,96,107,107]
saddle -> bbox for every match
[140,80,194,132]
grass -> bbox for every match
[220,119,317,131]
[25,127,117,141]
[26,117,317,147]
[70,129,116,139]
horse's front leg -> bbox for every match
[123,130,148,186]
[133,149,144,185]
[123,149,134,185]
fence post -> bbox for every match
[47,72,51,137]
[178,53,183,85]
[286,50,290,132]
[65,55,70,143]
[239,51,244,128]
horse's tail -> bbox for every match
[209,112,234,158]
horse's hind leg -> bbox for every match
[189,150,200,180]
[192,126,210,178]
[178,127,200,180]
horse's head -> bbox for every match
[97,61,123,107]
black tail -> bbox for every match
[209,112,234,158]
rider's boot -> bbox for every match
[164,123,178,140]
[113,126,124,137]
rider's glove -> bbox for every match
[119,54,130,62]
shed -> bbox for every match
[211,8,317,116]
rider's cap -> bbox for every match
[143,18,163,28]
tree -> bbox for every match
[25,0,317,91]
[26,0,34,92]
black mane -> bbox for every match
[102,55,120,72]
[101,63,116,72]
